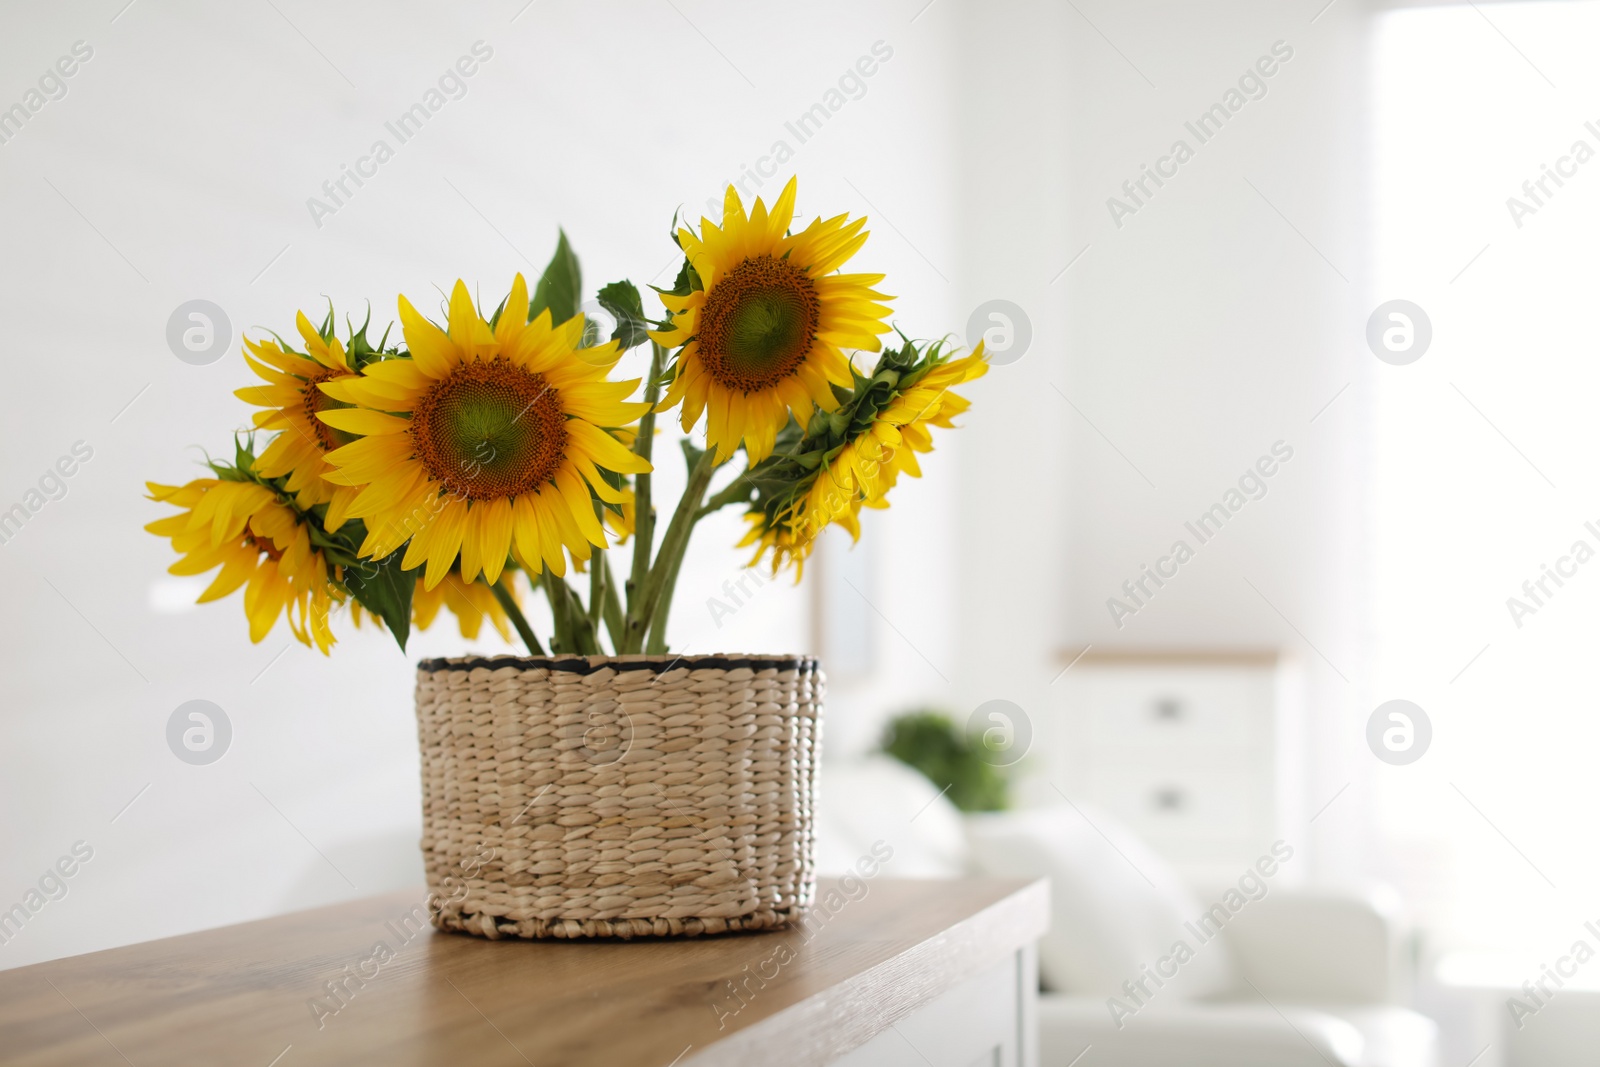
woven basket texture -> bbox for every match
[415,654,822,939]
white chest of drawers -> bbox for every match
[1045,650,1305,884]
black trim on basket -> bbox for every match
[416,654,820,675]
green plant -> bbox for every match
[880,710,1009,813]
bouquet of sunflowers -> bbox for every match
[146,179,986,657]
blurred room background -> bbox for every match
[4,1,1598,1063]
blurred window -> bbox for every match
[1371,1,1600,955]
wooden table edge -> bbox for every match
[684,876,1051,1067]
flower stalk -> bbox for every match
[490,577,544,655]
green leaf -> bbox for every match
[345,304,399,370]
[596,280,649,351]
[680,436,706,475]
[593,465,627,520]
[531,229,582,326]
[345,549,414,651]
[232,435,254,475]
[653,256,697,300]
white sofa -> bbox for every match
[1033,889,1439,1067]
[816,758,1439,1067]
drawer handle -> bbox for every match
[1153,698,1184,722]
[1152,787,1186,811]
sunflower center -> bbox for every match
[697,255,820,392]
[410,359,567,501]
[303,369,354,453]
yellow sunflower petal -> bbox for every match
[478,496,514,585]
[457,504,485,583]
[317,408,410,436]
[496,274,530,347]
[399,294,459,379]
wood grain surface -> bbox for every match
[0,877,1048,1067]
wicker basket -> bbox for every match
[415,654,823,939]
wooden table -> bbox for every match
[0,878,1047,1067]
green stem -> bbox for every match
[694,470,756,521]
[490,577,545,655]
[565,572,599,654]
[627,342,666,631]
[630,447,719,652]
[542,573,575,653]
[601,556,627,652]
[645,545,687,654]
[588,553,606,646]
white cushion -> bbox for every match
[1039,995,1438,1067]
[1221,888,1400,1002]
[1307,1005,1438,1067]
[1039,995,1367,1067]
[813,756,968,879]
[965,806,1237,1000]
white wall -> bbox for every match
[948,0,1376,886]
[0,0,960,967]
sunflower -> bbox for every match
[145,477,339,652]
[414,576,516,640]
[353,574,517,642]
[235,312,362,531]
[813,344,988,509]
[737,508,826,579]
[319,276,651,591]
[650,177,894,464]
[741,341,987,575]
